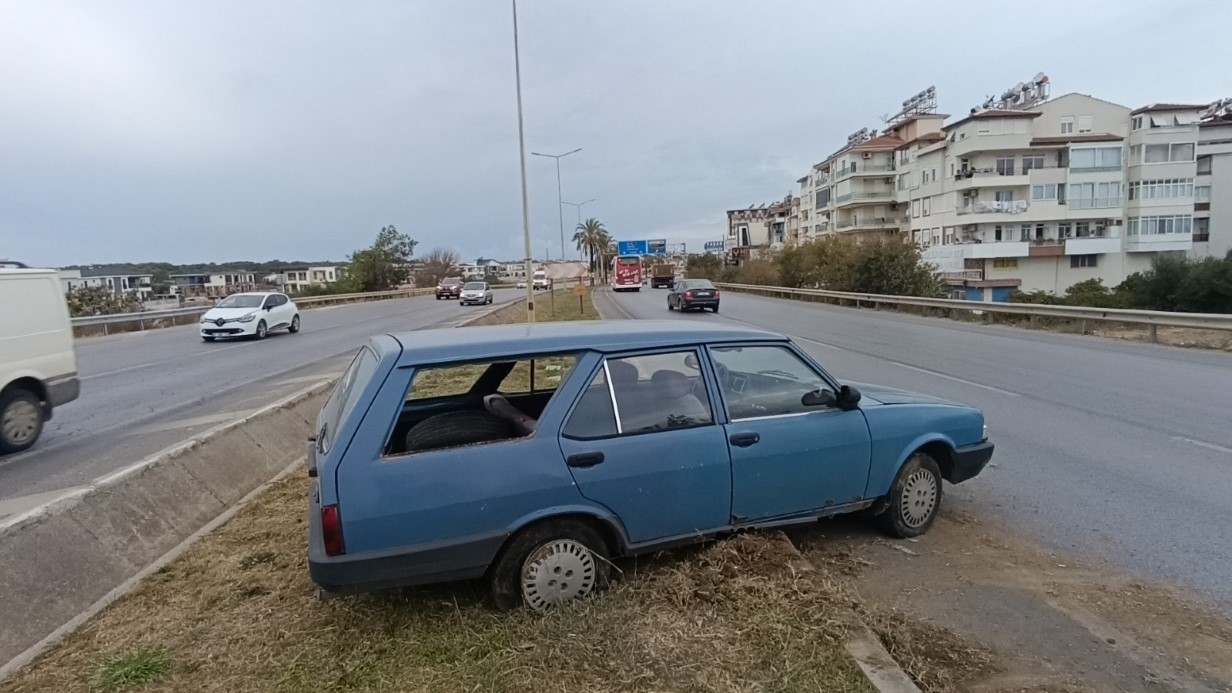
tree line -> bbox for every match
[1012,251,1232,313]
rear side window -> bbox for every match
[408,355,579,400]
[318,347,379,453]
[563,351,713,438]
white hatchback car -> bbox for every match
[459,281,494,306]
[200,292,300,342]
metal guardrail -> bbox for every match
[714,283,1232,334]
[71,288,433,332]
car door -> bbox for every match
[270,294,291,328]
[557,349,731,544]
[260,295,279,326]
[668,282,681,308]
[708,343,872,523]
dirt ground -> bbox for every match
[789,509,1232,693]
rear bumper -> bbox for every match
[307,498,505,594]
[682,299,719,309]
[44,374,80,418]
[949,440,994,484]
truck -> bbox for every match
[532,270,549,291]
[650,263,675,289]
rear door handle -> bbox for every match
[567,452,605,468]
[729,432,760,447]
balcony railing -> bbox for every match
[834,163,895,180]
[956,200,1029,215]
[1068,198,1122,209]
[941,269,984,281]
[835,217,902,230]
[835,191,895,203]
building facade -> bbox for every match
[59,269,154,301]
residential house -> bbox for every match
[59,268,154,301]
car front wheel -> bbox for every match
[490,520,611,611]
[289,315,301,333]
[254,320,268,340]
[876,452,943,538]
[0,388,43,454]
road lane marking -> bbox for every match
[81,342,250,381]
[886,362,1021,397]
[1170,436,1232,456]
[794,336,845,351]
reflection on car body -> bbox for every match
[307,321,993,610]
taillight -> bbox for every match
[714,290,721,297]
[685,290,694,298]
[321,504,345,556]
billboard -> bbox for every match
[647,239,667,256]
[703,241,724,251]
[617,240,648,255]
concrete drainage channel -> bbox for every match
[0,294,920,692]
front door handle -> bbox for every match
[729,432,760,447]
[567,452,605,468]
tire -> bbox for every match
[712,305,720,313]
[490,519,611,611]
[667,300,674,311]
[0,388,44,454]
[403,410,513,453]
[254,320,268,340]
[875,452,943,538]
[288,315,301,333]
[202,336,216,342]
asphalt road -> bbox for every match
[596,286,1232,612]
[0,290,521,520]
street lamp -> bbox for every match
[531,147,582,261]
[561,198,596,257]
[511,0,535,323]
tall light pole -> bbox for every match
[561,198,596,257]
[511,0,535,323]
[531,147,581,261]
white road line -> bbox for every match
[886,361,1022,397]
[81,342,249,381]
[794,336,845,351]
[1170,436,1232,456]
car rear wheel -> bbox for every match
[0,388,43,454]
[712,305,720,313]
[490,519,611,611]
[254,320,268,340]
[288,315,301,333]
[875,452,943,538]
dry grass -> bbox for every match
[3,476,873,693]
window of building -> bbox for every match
[1132,116,1145,131]
[1126,215,1194,235]
[1032,184,1059,200]
[1144,142,1196,164]
[993,258,1018,269]
[922,169,930,184]
[1070,255,1098,268]
[709,346,834,420]
[1058,222,1071,238]
[1070,147,1122,170]
[1068,182,1121,209]
[993,224,1006,241]
[1075,221,1091,237]
[1078,115,1093,133]
[932,168,938,182]
[922,197,931,216]
[1196,185,1211,202]
[897,173,910,190]
[1060,117,1074,134]
[1022,154,1044,172]
[912,199,921,218]
[1195,217,1211,241]
[948,162,956,178]
[1128,178,1193,201]
[1197,155,1213,175]
[995,156,1015,176]
[1019,223,1031,241]
[1035,223,1046,240]
[994,190,1014,203]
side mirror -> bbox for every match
[837,385,862,410]
[801,389,837,408]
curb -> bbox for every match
[845,625,923,693]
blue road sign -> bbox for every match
[704,241,724,251]
[618,240,648,255]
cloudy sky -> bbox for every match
[2,0,1228,267]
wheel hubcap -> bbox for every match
[3,400,40,444]
[520,539,597,610]
[899,470,938,528]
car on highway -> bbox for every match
[516,280,528,289]
[668,279,720,313]
[435,277,464,300]
[199,292,300,342]
[459,281,494,306]
[0,265,80,454]
[307,321,993,609]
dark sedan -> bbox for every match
[668,279,720,313]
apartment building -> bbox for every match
[169,271,259,298]
[813,128,905,239]
[58,268,154,301]
[726,199,783,261]
[1195,100,1232,259]
[273,265,342,293]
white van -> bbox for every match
[532,269,549,291]
[0,266,80,453]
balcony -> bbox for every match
[941,269,984,282]
[1125,233,1193,253]
[834,217,903,232]
[953,169,1030,189]
[834,191,896,207]
[965,241,1030,259]
[956,200,1030,216]
[834,163,895,180]
[1068,198,1122,210]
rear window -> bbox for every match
[684,280,714,289]
[617,257,639,266]
[464,282,486,290]
[318,347,380,453]
[408,355,579,400]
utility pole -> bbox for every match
[532,148,582,261]
[512,0,535,323]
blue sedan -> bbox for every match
[307,321,993,609]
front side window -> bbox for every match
[565,352,714,437]
[709,345,833,420]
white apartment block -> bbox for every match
[762,79,1232,301]
[273,266,341,293]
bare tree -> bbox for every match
[416,247,461,288]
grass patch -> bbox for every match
[89,647,171,692]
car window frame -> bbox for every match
[706,341,844,423]
[559,345,722,441]
[398,349,584,404]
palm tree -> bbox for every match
[573,218,611,283]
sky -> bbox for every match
[2,0,1229,267]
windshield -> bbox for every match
[617,257,639,266]
[215,295,264,309]
[440,278,461,286]
[464,282,486,290]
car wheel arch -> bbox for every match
[886,434,957,489]
[498,508,629,561]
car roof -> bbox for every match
[387,320,786,364]
[225,291,277,297]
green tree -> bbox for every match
[572,218,611,281]
[685,254,723,280]
[65,286,143,317]
[343,225,418,292]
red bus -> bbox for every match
[611,255,642,292]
